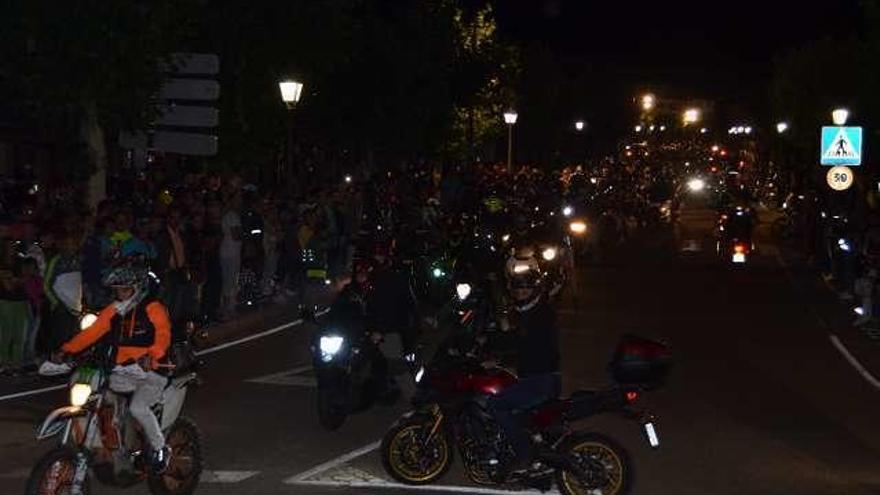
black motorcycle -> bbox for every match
[307,311,398,430]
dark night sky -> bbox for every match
[495,0,864,120]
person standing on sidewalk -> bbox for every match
[42,231,82,353]
[219,193,243,319]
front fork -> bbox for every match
[423,404,444,446]
[70,451,90,495]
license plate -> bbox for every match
[643,422,660,448]
[732,253,746,263]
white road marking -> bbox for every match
[0,467,31,479]
[0,309,330,403]
[285,439,560,494]
[829,334,880,391]
[200,470,260,483]
[293,479,556,494]
[284,440,381,483]
[246,366,316,388]
[0,384,66,403]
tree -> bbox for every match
[0,0,198,203]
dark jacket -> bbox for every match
[513,298,560,377]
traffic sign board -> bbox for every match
[159,79,220,101]
[827,166,854,191]
[821,126,862,166]
[156,105,219,127]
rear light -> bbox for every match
[734,244,746,254]
[625,391,639,403]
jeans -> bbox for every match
[487,373,561,464]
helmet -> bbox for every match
[508,271,542,311]
[102,266,147,288]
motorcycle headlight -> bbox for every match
[513,263,531,274]
[569,221,587,235]
[319,335,345,362]
[432,267,444,279]
[79,313,98,330]
[542,247,558,261]
[456,283,472,301]
[415,366,425,383]
[502,234,511,243]
[562,206,573,217]
[70,383,92,407]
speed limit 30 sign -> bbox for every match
[827,166,854,191]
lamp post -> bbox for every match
[832,108,849,126]
[504,110,518,173]
[641,94,656,112]
[776,122,789,134]
[574,120,586,164]
[278,79,304,191]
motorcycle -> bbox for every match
[381,335,670,494]
[308,311,398,431]
[27,352,202,495]
[716,207,755,265]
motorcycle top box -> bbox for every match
[608,335,672,389]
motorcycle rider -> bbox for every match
[53,266,173,473]
[366,239,419,357]
[487,271,560,478]
[326,258,397,400]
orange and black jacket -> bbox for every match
[62,298,171,369]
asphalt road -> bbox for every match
[2,204,880,495]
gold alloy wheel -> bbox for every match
[387,424,449,483]
[560,441,625,495]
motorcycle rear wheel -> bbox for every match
[317,387,348,431]
[381,415,452,485]
[556,432,632,495]
[147,417,203,495]
[25,446,90,495]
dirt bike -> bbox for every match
[26,351,203,495]
[381,335,670,495]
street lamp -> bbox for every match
[574,120,585,131]
[634,125,643,133]
[776,122,789,134]
[683,108,701,125]
[278,79,304,192]
[832,108,849,125]
[279,80,304,109]
[504,110,518,173]
[744,126,753,135]
[641,94,656,111]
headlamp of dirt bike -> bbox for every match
[79,313,98,330]
[541,247,558,261]
[70,383,92,407]
[319,335,345,362]
[456,283,472,301]
[414,366,425,384]
[569,220,587,235]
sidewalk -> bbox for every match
[769,225,880,385]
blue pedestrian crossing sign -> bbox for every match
[821,126,862,166]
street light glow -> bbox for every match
[575,120,585,131]
[700,127,708,134]
[279,80,304,108]
[659,125,666,131]
[832,108,849,125]
[687,177,706,193]
[503,110,518,125]
[683,108,701,125]
[744,126,753,134]
[642,94,656,111]
[634,125,642,132]
[776,122,789,134]
[711,145,720,152]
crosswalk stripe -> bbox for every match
[200,470,260,483]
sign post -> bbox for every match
[821,125,862,192]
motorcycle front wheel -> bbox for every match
[380,415,452,485]
[317,386,348,431]
[147,417,204,495]
[25,446,90,495]
[556,432,632,495]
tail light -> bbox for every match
[625,391,639,403]
[734,244,746,254]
